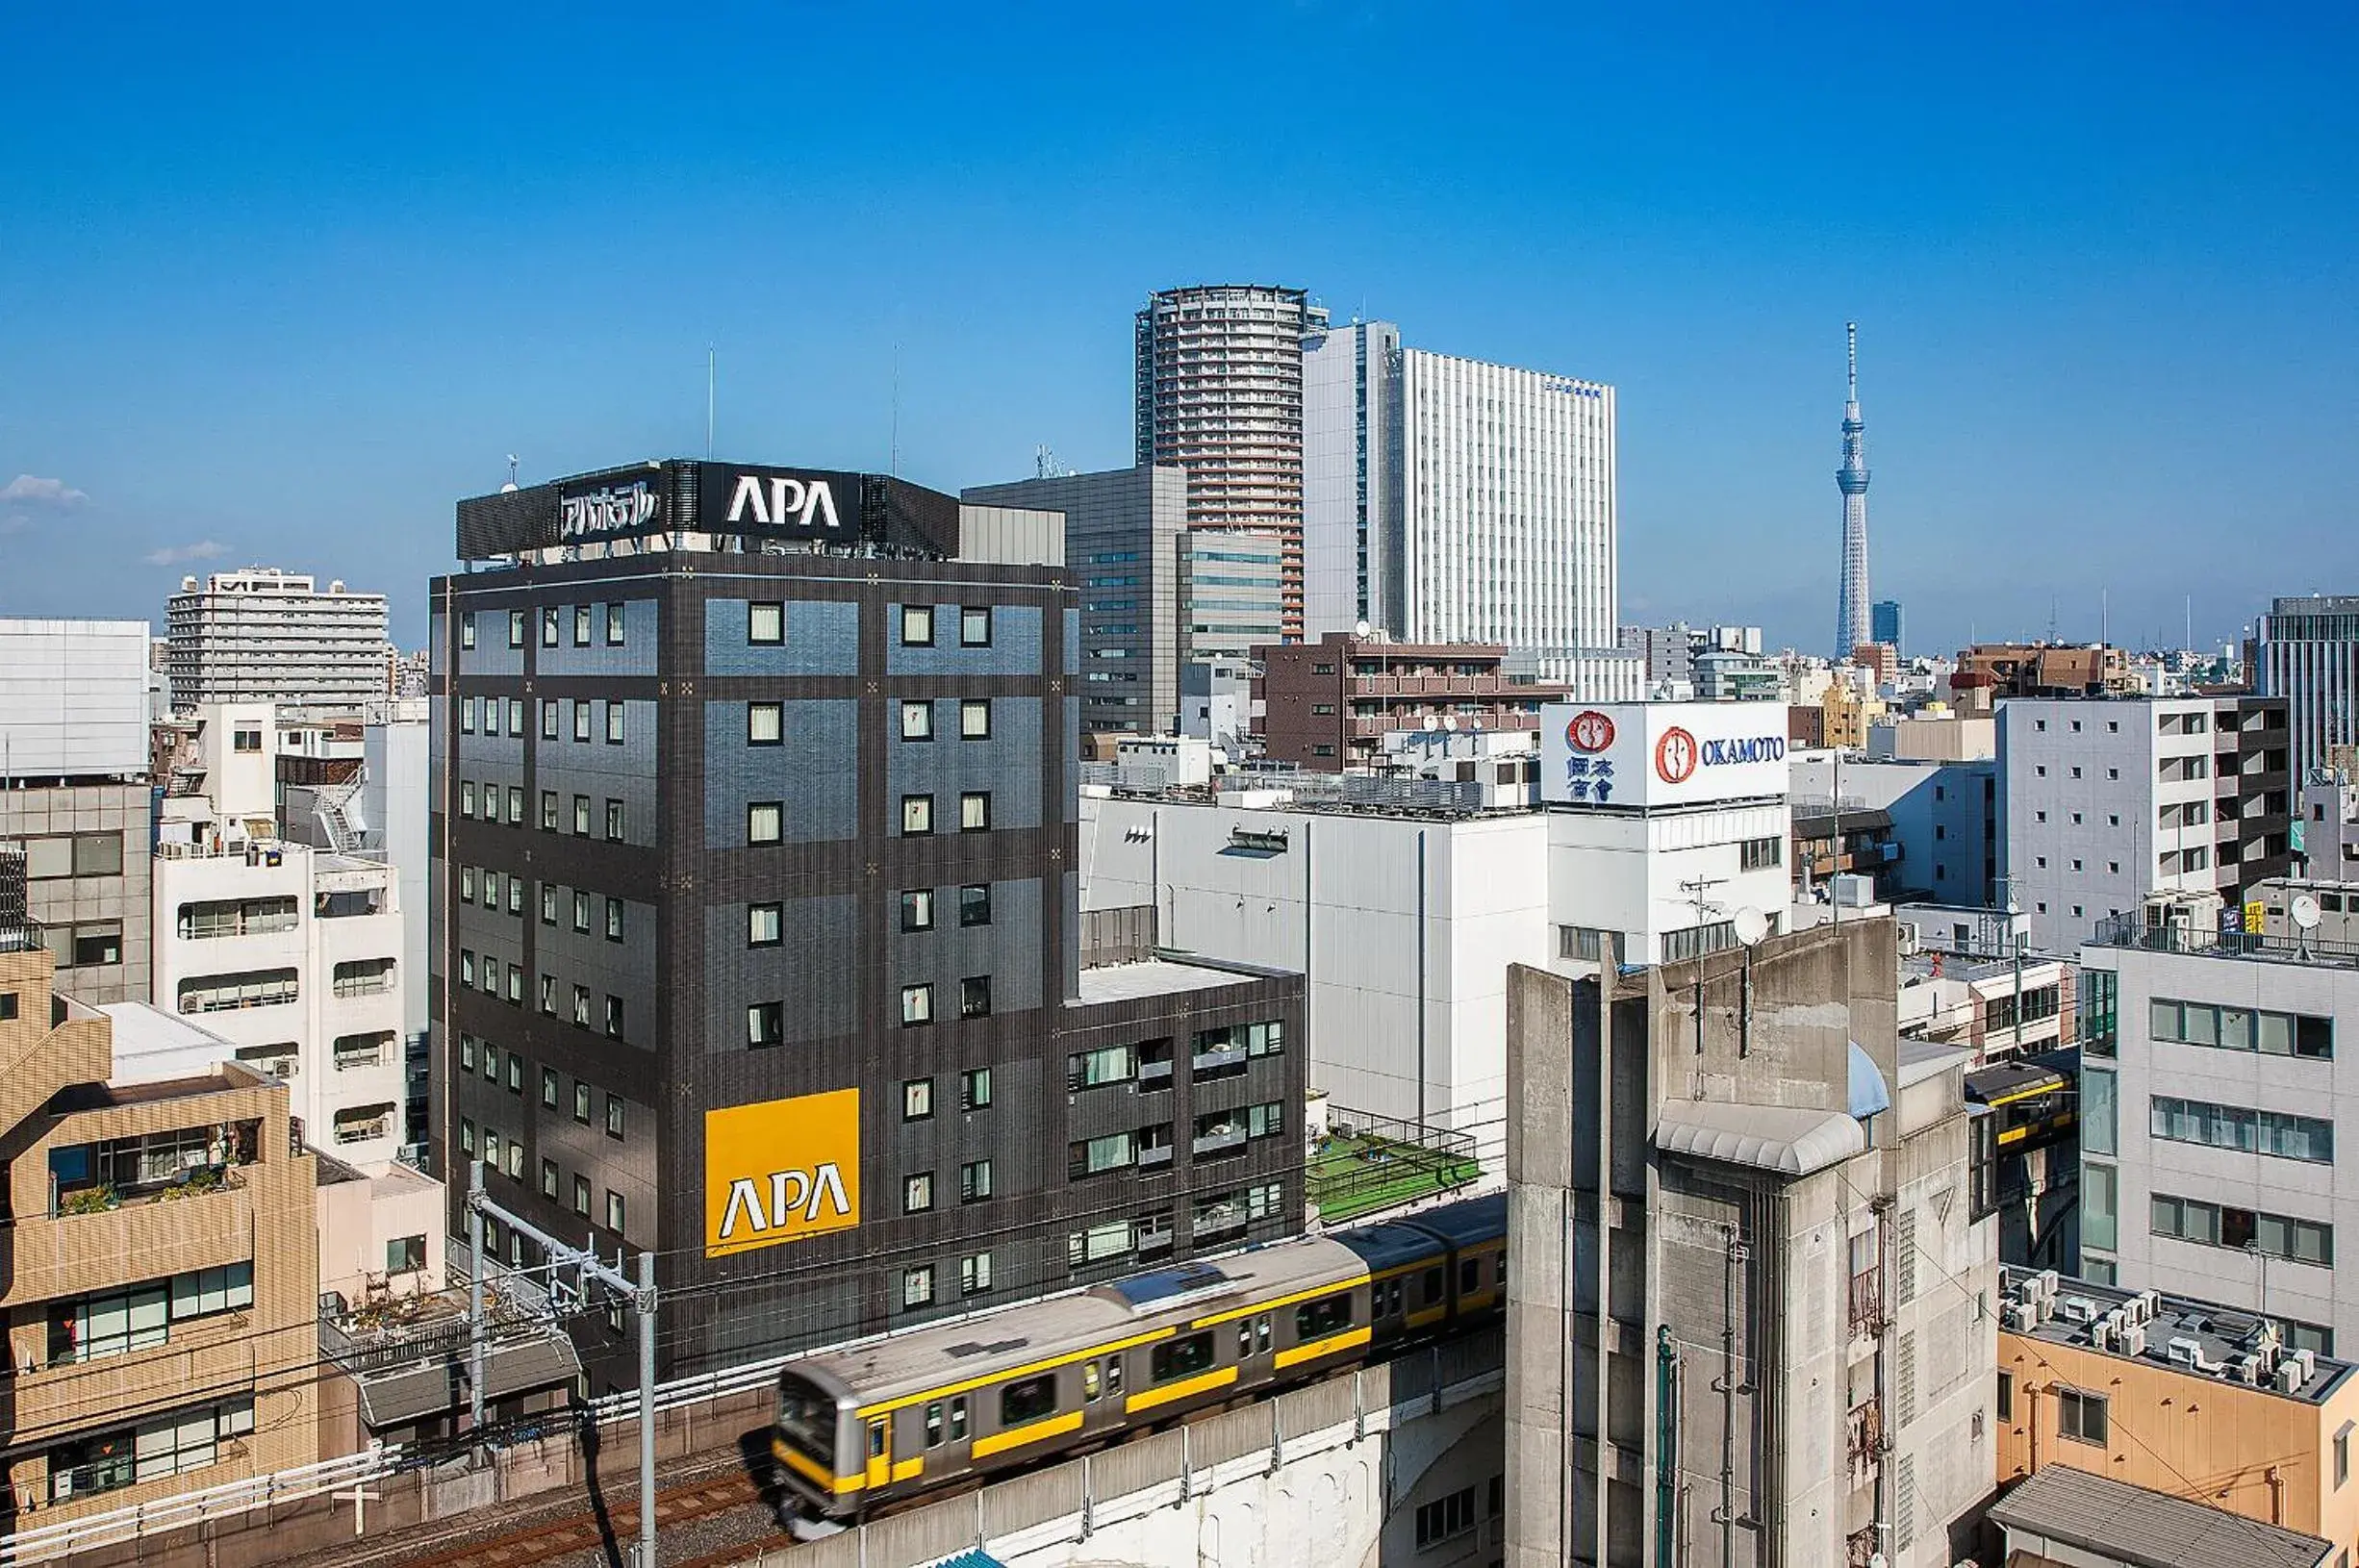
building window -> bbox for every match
[901,1266,935,1308]
[571,890,592,932]
[903,1173,934,1214]
[2152,1192,2333,1265]
[2337,1423,2351,1489]
[460,612,476,650]
[2150,1095,2333,1163]
[960,699,991,740]
[2057,1386,2109,1446]
[541,701,560,740]
[604,700,625,745]
[572,701,593,743]
[2149,999,2332,1059]
[960,606,992,646]
[571,795,591,836]
[960,793,990,831]
[542,607,560,647]
[1069,1042,1136,1090]
[900,605,933,646]
[748,801,784,844]
[508,610,526,648]
[961,1158,993,1202]
[903,1078,933,1122]
[959,883,992,925]
[541,1067,560,1108]
[747,1001,784,1049]
[746,701,784,746]
[571,1083,592,1126]
[461,780,477,817]
[573,1176,592,1217]
[604,799,625,841]
[748,901,782,947]
[1996,1370,2014,1423]
[1738,836,1782,871]
[507,785,524,822]
[900,889,934,931]
[605,995,624,1038]
[1558,924,1606,962]
[572,984,592,1026]
[748,601,784,645]
[605,1190,625,1233]
[961,1066,992,1112]
[606,898,624,941]
[960,1252,992,1297]
[604,602,625,645]
[1414,1487,1480,1551]
[605,1095,624,1140]
[960,975,991,1019]
[901,983,934,1025]
[900,795,933,836]
[900,699,933,742]
[571,605,592,646]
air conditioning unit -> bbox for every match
[2238,1353,2263,1384]
[2058,1296,2100,1325]
[2278,1361,2307,1396]
[2192,1347,2223,1375]
[1895,921,1921,955]
[2136,1289,2162,1323]
[2090,1323,2113,1352]
[2296,1349,2318,1380]
[2037,1269,2062,1300]
[2167,1336,2203,1366]
[2120,1325,2147,1356]
[2005,1303,2039,1332]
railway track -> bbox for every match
[393,1471,764,1568]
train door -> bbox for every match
[864,1415,891,1491]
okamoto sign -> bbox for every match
[697,464,865,539]
[1540,702,1790,809]
[704,1088,862,1258]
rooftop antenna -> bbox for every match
[705,345,716,461]
[501,454,520,493]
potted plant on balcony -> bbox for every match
[58,1182,119,1216]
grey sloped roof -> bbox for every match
[1987,1465,2332,1568]
[353,1332,582,1429]
[1652,1100,1864,1178]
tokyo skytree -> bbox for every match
[1835,321,1872,658]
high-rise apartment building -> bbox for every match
[1135,285,1327,640]
[0,619,155,1005]
[1506,917,1998,1568]
[166,568,391,710]
[439,458,1306,1383]
[2255,594,2359,784]
[961,466,1186,739]
[1303,328,1632,695]
[1998,695,2295,953]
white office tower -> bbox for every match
[166,567,392,710]
[2254,594,2359,783]
[1303,326,1636,696]
[153,705,408,1169]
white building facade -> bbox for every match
[2256,594,2359,785]
[1302,334,1635,695]
[2077,928,2355,1356]
[166,567,391,710]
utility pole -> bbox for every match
[467,1166,664,1568]
[1680,875,1730,1099]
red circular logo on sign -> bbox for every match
[1565,710,1616,753]
[1654,726,1700,783]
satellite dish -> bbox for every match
[1442,716,1459,731]
[1732,906,1770,948]
[1423,716,1440,731]
[2292,895,2321,931]
[1355,620,1372,638]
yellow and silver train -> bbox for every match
[773,1192,1505,1516]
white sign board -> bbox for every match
[1538,702,1790,810]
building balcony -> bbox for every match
[1192,1125,1248,1159]
[5,1312,265,1448]
[1,1178,254,1310]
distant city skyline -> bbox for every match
[3,7,2353,658]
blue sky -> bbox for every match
[3,3,2353,654]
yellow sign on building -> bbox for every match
[2245,900,2267,935]
[704,1088,862,1258]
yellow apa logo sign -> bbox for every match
[703,1088,861,1258]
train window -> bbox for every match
[1238,1322,1254,1358]
[924,1403,944,1447]
[1387,1280,1405,1316]
[1497,1254,1509,1287]
[949,1397,969,1440]
[867,1421,887,1459]
[1460,1258,1481,1293]
[1105,1356,1125,1395]
[1083,1362,1102,1402]
[775,1378,836,1468]
[1151,1331,1217,1384]
[1256,1316,1272,1353]
[1002,1375,1058,1427]
[1297,1293,1354,1339]
[1423,1267,1445,1301]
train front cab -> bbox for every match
[774,1368,865,1517]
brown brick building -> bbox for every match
[0,939,318,1531]
[1254,633,1567,771]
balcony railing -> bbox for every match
[1192,1125,1247,1158]
[1847,1269,1882,1332]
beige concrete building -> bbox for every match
[1506,916,1999,1568]
[0,938,317,1531]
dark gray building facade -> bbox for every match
[961,466,1186,741]
[433,459,1305,1384]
